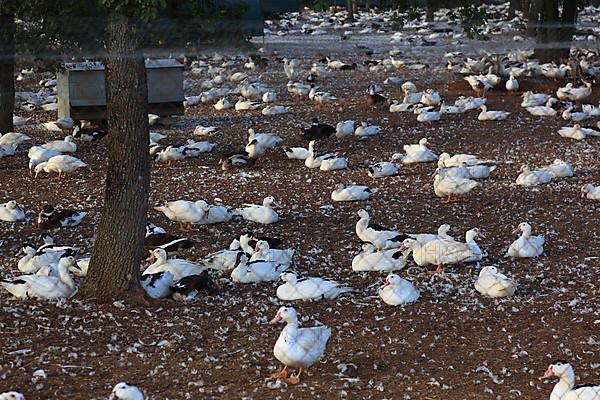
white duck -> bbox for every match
[438,152,491,168]
[262,105,289,116]
[200,247,245,271]
[506,222,544,258]
[269,306,331,384]
[463,228,485,262]
[478,105,510,121]
[140,270,174,299]
[354,122,382,137]
[234,196,278,224]
[0,200,26,222]
[368,162,399,178]
[154,146,185,165]
[17,243,68,273]
[262,91,277,103]
[399,238,477,272]
[276,273,351,301]
[319,155,348,171]
[34,155,86,179]
[0,392,25,400]
[539,361,599,400]
[420,89,442,106]
[284,146,310,160]
[515,165,553,186]
[335,120,355,138]
[474,266,515,298]
[352,243,407,272]
[0,143,17,158]
[196,201,232,224]
[542,159,573,178]
[42,136,77,153]
[143,248,205,281]
[214,98,232,110]
[558,124,600,140]
[154,200,206,231]
[109,382,145,400]
[235,98,261,111]
[521,91,551,107]
[556,82,592,101]
[433,171,479,202]
[331,183,376,201]
[505,73,519,92]
[304,141,336,169]
[185,139,215,153]
[0,132,30,146]
[1,255,76,299]
[379,274,419,305]
[581,184,600,200]
[249,240,294,266]
[355,209,405,250]
[247,129,283,148]
[562,107,589,122]
[416,108,442,123]
[230,255,287,283]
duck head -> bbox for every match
[399,238,417,252]
[280,272,297,284]
[581,184,593,197]
[269,306,298,325]
[512,222,532,236]
[357,209,369,220]
[381,273,400,289]
[109,382,144,400]
[263,196,275,207]
[538,360,573,382]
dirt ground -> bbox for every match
[1,27,599,400]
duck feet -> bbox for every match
[271,366,290,379]
[284,368,302,384]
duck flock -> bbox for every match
[1,2,600,399]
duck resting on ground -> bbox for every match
[36,205,86,229]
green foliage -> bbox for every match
[459,3,488,40]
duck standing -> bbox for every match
[269,307,331,384]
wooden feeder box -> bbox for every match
[57,59,184,120]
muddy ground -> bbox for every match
[1,29,599,400]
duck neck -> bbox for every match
[58,263,75,289]
[551,368,575,400]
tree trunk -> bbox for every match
[77,14,150,303]
[534,0,572,62]
[0,13,15,134]
[526,0,542,37]
[522,0,530,19]
[560,0,577,48]
[426,1,434,22]
[508,0,520,19]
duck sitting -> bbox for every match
[72,120,108,142]
[220,151,255,170]
[276,272,351,301]
[34,155,87,179]
[230,254,288,283]
[235,98,261,111]
[355,209,407,250]
[506,222,544,258]
[558,124,600,140]
[379,273,419,305]
[474,266,515,298]
[297,118,335,141]
[154,200,206,231]
[42,136,77,153]
[416,106,442,123]
[143,248,205,281]
[171,270,217,301]
[17,242,75,274]
[0,143,17,159]
[0,132,30,146]
[284,146,310,160]
[581,183,600,200]
[234,196,279,224]
[335,120,355,138]
[366,85,387,106]
[351,243,407,272]
[262,105,289,116]
[140,270,174,299]
[249,240,293,266]
[0,392,25,400]
[269,306,331,384]
[539,361,600,400]
[420,89,442,106]
[36,204,86,229]
[433,169,479,203]
[515,165,553,186]
[144,228,194,253]
[304,141,337,169]
[542,159,573,178]
[393,138,437,164]
[331,183,376,202]
[0,200,26,222]
[478,105,510,121]
[463,227,485,262]
[368,161,399,178]
[354,122,382,137]
[238,233,283,255]
[521,91,551,107]
[399,237,477,273]
[438,152,492,168]
[319,154,348,171]
[153,145,185,165]
[556,81,592,101]
[1,255,76,299]
[196,201,232,225]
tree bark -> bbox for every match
[526,0,542,36]
[522,0,530,19]
[0,12,15,134]
[534,0,574,62]
[508,0,520,19]
[77,14,150,303]
[426,1,434,22]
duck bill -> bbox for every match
[581,191,586,198]
[539,366,554,381]
[145,251,156,262]
[511,227,520,234]
[478,232,487,239]
[269,312,282,325]
[381,279,390,289]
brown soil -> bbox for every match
[1,44,599,400]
